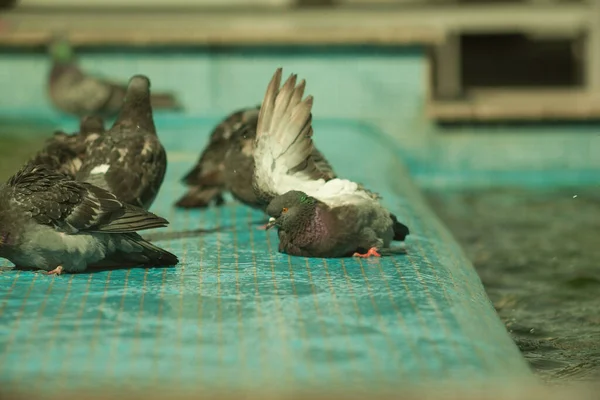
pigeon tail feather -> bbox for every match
[129,234,179,266]
[390,213,410,241]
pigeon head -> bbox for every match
[110,74,156,135]
[79,115,105,135]
[51,130,70,142]
[127,75,151,94]
[48,36,74,63]
[265,190,317,231]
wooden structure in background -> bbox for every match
[0,1,599,121]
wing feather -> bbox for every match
[253,68,375,207]
[8,164,169,234]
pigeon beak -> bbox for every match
[265,217,277,230]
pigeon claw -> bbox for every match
[353,247,381,258]
[47,266,64,275]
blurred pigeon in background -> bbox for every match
[47,35,181,118]
[28,115,106,177]
[0,164,178,275]
[76,75,168,210]
[254,68,409,258]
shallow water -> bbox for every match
[426,187,600,383]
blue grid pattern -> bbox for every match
[0,117,532,393]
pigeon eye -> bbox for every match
[282,207,288,213]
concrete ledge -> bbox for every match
[0,116,533,391]
[0,4,590,47]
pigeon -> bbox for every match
[255,68,410,258]
[176,106,337,212]
[0,164,178,275]
[76,75,168,210]
[175,106,261,208]
[28,115,106,177]
[47,36,181,118]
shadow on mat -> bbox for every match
[5,264,177,275]
[141,226,233,241]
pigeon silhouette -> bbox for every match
[0,164,178,275]
[254,68,410,258]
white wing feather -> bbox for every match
[254,68,374,208]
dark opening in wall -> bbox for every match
[461,33,583,89]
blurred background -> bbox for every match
[0,0,599,395]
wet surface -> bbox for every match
[426,187,600,383]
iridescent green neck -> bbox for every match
[50,40,74,63]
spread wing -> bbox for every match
[8,164,169,234]
[253,68,375,208]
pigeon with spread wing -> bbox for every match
[255,68,410,258]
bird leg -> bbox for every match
[353,247,381,258]
[46,265,64,275]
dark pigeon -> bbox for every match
[254,68,410,258]
[175,106,261,208]
[176,106,337,212]
[0,164,178,275]
[47,36,182,118]
[28,115,106,177]
[76,75,168,210]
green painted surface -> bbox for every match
[0,117,533,392]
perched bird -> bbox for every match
[176,106,260,208]
[255,68,410,258]
[0,164,178,275]
[47,36,181,118]
[76,75,168,210]
[28,115,106,177]
[176,106,337,212]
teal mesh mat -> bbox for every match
[0,117,533,392]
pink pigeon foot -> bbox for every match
[46,266,64,275]
[352,247,381,258]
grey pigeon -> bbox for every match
[176,106,337,212]
[48,36,181,118]
[0,164,178,275]
[255,68,410,258]
[28,115,106,177]
[76,75,168,210]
